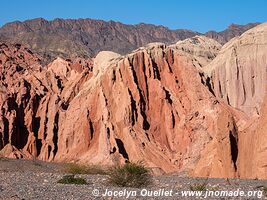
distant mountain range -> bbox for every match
[0,18,259,61]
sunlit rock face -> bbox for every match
[0,41,240,178]
[1,22,267,179]
[205,22,267,116]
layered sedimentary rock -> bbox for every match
[0,41,242,178]
[205,22,267,116]
[238,88,267,179]
[55,43,242,177]
[1,21,267,179]
[204,22,267,179]
[171,36,222,68]
[0,42,93,160]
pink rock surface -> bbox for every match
[205,22,267,116]
[0,41,241,178]
[1,21,267,179]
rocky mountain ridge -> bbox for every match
[205,23,260,44]
[0,18,259,62]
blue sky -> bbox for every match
[0,0,267,32]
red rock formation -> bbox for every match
[0,40,243,178]
[0,42,93,161]
[1,21,266,180]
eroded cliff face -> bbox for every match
[0,41,241,177]
[0,42,93,161]
[237,86,267,179]
[56,43,242,176]
[204,22,267,179]
[1,21,267,179]
[205,22,267,116]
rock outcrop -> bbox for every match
[204,22,267,116]
[237,87,267,179]
[55,43,243,177]
[0,41,242,178]
[0,42,93,160]
[203,22,267,179]
[171,36,222,68]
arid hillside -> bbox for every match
[0,22,267,179]
[0,18,259,62]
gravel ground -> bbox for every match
[0,158,267,200]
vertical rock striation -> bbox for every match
[0,40,242,177]
[204,22,267,116]
[1,21,267,179]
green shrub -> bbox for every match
[190,182,207,191]
[107,162,152,188]
[64,163,106,175]
[57,175,87,185]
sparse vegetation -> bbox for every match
[0,156,9,162]
[107,161,152,188]
[57,175,87,185]
[64,163,107,175]
[190,182,207,191]
[256,186,267,196]
[264,187,267,196]
[32,159,42,167]
[208,185,220,191]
